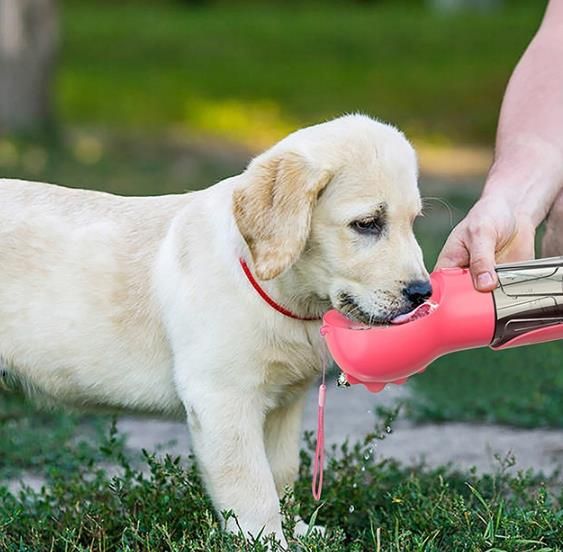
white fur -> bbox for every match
[0,115,427,545]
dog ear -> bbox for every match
[233,151,332,280]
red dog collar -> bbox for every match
[239,258,321,321]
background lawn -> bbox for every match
[57,0,546,147]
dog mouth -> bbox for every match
[336,292,397,326]
[390,301,437,325]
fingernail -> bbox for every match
[476,272,494,289]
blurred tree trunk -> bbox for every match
[0,0,58,134]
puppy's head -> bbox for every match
[233,114,430,325]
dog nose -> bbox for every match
[403,280,432,307]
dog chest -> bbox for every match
[261,340,323,408]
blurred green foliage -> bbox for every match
[0,390,110,480]
[0,132,245,194]
[406,341,563,428]
[59,0,546,147]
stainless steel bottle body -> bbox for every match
[492,256,563,348]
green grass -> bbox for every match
[1,412,561,551]
[58,0,546,147]
[0,391,110,481]
[405,342,563,428]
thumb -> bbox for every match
[466,230,498,291]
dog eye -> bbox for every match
[350,217,384,236]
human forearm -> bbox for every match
[483,0,563,226]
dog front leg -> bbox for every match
[264,391,307,496]
[183,387,286,546]
[264,386,324,538]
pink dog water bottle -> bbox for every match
[321,256,563,393]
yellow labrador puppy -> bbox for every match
[0,114,429,545]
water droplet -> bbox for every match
[363,447,374,461]
[349,505,355,513]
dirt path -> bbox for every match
[115,382,562,478]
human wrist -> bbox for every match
[482,139,563,227]
[481,178,548,228]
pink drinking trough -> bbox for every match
[321,257,563,393]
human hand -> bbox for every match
[435,195,536,292]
